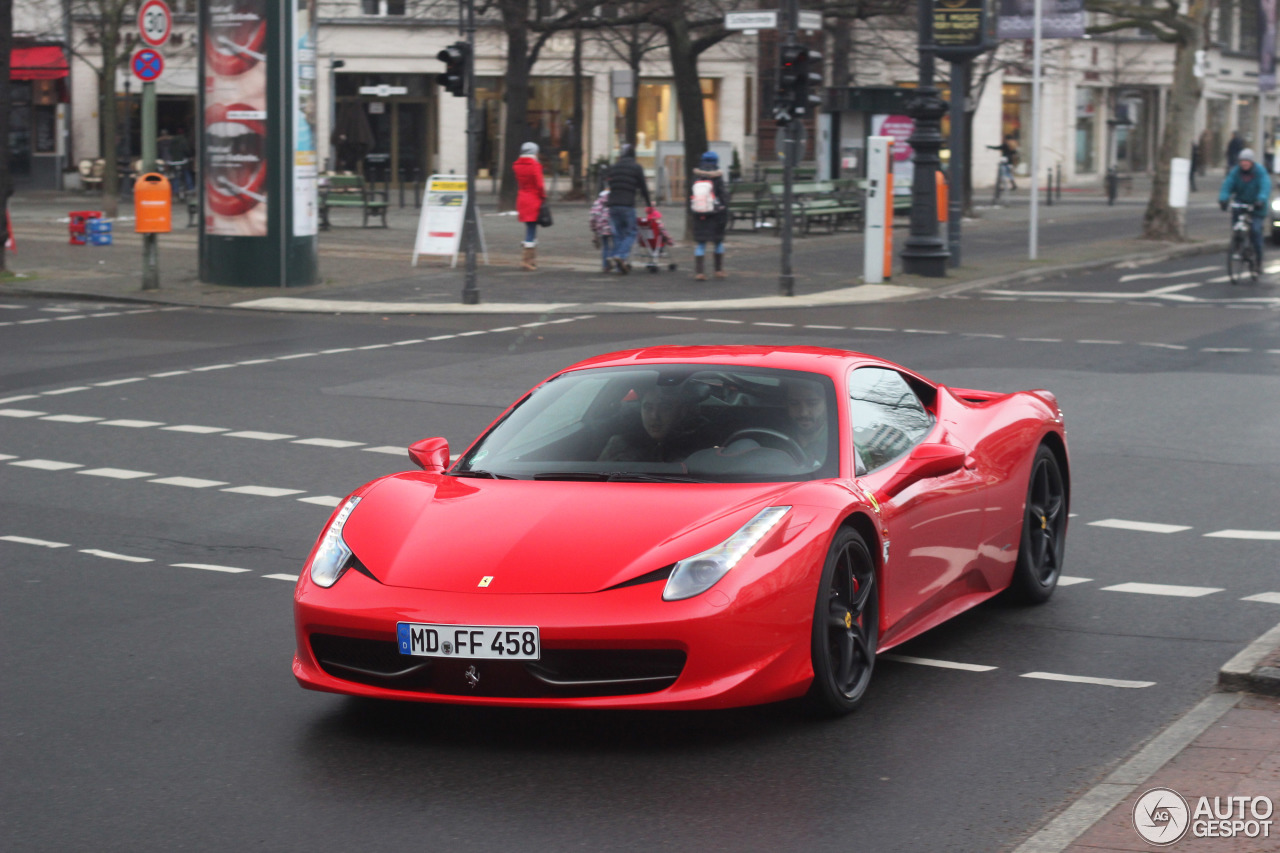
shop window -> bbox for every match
[527,78,590,176]
[1075,87,1098,174]
[701,78,720,142]
[361,1,406,15]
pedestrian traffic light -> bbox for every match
[437,42,469,98]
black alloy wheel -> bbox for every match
[806,527,878,716]
[1011,445,1067,603]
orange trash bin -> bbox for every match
[134,173,173,233]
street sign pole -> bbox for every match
[462,0,479,304]
[141,80,159,290]
[779,0,797,297]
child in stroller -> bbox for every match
[635,206,678,273]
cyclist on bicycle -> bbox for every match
[988,136,1018,191]
[1219,147,1271,266]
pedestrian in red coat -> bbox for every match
[513,141,546,271]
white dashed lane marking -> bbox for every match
[1205,530,1280,541]
[1020,672,1156,689]
[1088,518,1192,534]
[224,430,294,441]
[1056,576,1093,586]
[1100,582,1223,598]
[172,563,252,574]
[263,574,299,582]
[298,496,343,507]
[881,655,997,672]
[222,485,306,498]
[11,459,82,471]
[80,549,153,563]
[147,476,227,488]
[77,468,156,480]
[1,535,69,548]
[1242,593,1280,605]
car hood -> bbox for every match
[341,473,809,594]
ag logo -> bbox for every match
[1133,787,1190,845]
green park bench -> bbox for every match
[319,173,389,229]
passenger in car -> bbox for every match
[785,378,829,465]
[598,385,706,463]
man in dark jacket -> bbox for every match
[606,144,652,274]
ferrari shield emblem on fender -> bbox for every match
[465,666,480,689]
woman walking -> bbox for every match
[513,141,546,271]
[688,151,729,280]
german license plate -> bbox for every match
[397,622,540,660]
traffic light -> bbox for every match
[795,47,823,116]
[437,42,469,98]
[774,44,804,125]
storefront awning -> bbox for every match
[11,46,69,80]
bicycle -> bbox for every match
[1226,201,1261,285]
[161,158,192,204]
[991,157,1017,204]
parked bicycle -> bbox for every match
[1227,201,1261,285]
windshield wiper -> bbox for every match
[531,472,609,481]
[450,469,517,479]
[605,472,710,483]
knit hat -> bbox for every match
[619,144,635,159]
[700,151,718,166]
[1239,148,1257,163]
[520,141,539,157]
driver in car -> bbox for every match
[785,377,829,465]
[599,384,704,463]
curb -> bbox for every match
[1010,618,1280,853]
[1219,620,1280,695]
[1,237,1228,315]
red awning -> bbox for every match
[11,46,69,80]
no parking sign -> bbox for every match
[132,48,165,83]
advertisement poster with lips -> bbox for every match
[204,1,268,237]
[872,114,915,196]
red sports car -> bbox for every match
[293,346,1069,714]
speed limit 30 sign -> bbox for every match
[138,0,172,48]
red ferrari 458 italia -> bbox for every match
[293,346,1069,714]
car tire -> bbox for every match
[805,527,878,716]
[1010,444,1067,604]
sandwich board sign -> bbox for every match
[412,175,487,267]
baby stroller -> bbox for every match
[636,206,677,273]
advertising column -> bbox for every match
[198,0,318,287]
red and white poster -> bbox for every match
[872,114,915,195]
[204,0,268,236]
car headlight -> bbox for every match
[663,506,791,601]
[309,497,361,588]
[1271,198,1280,212]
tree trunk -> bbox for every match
[567,27,585,200]
[666,18,708,235]
[832,18,851,90]
[1142,1,1210,240]
[498,0,532,211]
[99,30,121,218]
[0,0,12,273]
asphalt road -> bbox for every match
[2,261,1278,852]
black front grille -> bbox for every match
[310,633,685,698]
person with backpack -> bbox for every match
[606,144,652,274]
[688,151,729,280]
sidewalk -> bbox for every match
[1,177,1226,314]
[1016,624,1280,853]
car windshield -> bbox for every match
[454,365,839,483]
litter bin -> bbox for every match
[68,210,103,245]
[134,173,173,233]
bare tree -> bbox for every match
[1086,0,1213,239]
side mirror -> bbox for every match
[408,437,450,472]
[875,443,967,500]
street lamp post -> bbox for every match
[328,56,345,171]
[901,0,950,277]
